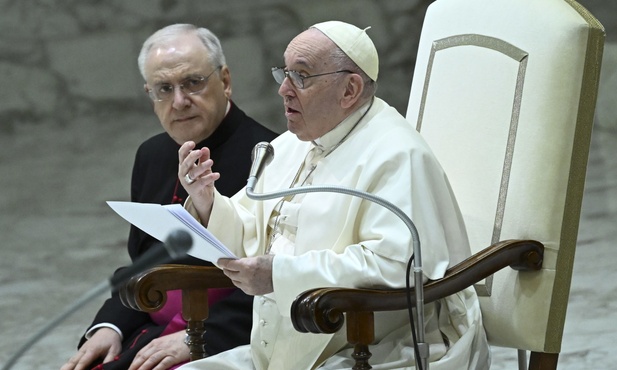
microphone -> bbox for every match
[1,229,192,370]
[244,143,428,369]
[109,228,193,291]
[246,141,274,191]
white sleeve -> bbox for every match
[85,323,123,341]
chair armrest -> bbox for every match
[119,264,234,313]
[118,264,235,361]
[291,239,544,334]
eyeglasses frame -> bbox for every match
[271,67,353,89]
[146,66,222,102]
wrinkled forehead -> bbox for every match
[283,29,335,70]
[148,35,202,63]
[145,35,210,79]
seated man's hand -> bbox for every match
[178,141,220,225]
[128,330,189,370]
[218,255,274,296]
[60,327,121,370]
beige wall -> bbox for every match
[0,0,613,134]
[0,0,432,135]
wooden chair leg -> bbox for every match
[528,351,559,370]
[346,311,374,370]
[183,289,210,361]
[351,343,372,370]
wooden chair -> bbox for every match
[120,0,604,368]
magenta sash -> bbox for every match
[150,288,237,333]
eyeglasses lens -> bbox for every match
[152,76,207,101]
[271,68,303,88]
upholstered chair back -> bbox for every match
[406,0,604,355]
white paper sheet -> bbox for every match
[107,201,237,262]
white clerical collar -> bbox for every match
[312,98,373,154]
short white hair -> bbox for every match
[137,24,226,80]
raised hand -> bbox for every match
[178,141,220,224]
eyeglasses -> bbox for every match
[271,67,353,89]
[146,66,222,102]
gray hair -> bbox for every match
[137,24,226,80]
[330,46,378,100]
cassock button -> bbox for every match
[261,340,268,347]
[260,319,267,326]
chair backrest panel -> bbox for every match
[406,0,604,353]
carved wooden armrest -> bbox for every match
[119,264,234,360]
[292,239,543,333]
[291,239,544,368]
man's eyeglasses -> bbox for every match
[146,66,222,102]
[271,67,353,89]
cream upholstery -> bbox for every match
[406,0,604,356]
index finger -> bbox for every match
[178,141,196,162]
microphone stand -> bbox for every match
[246,183,429,370]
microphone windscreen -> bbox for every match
[109,228,192,291]
[164,229,193,259]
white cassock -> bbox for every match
[181,97,490,370]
